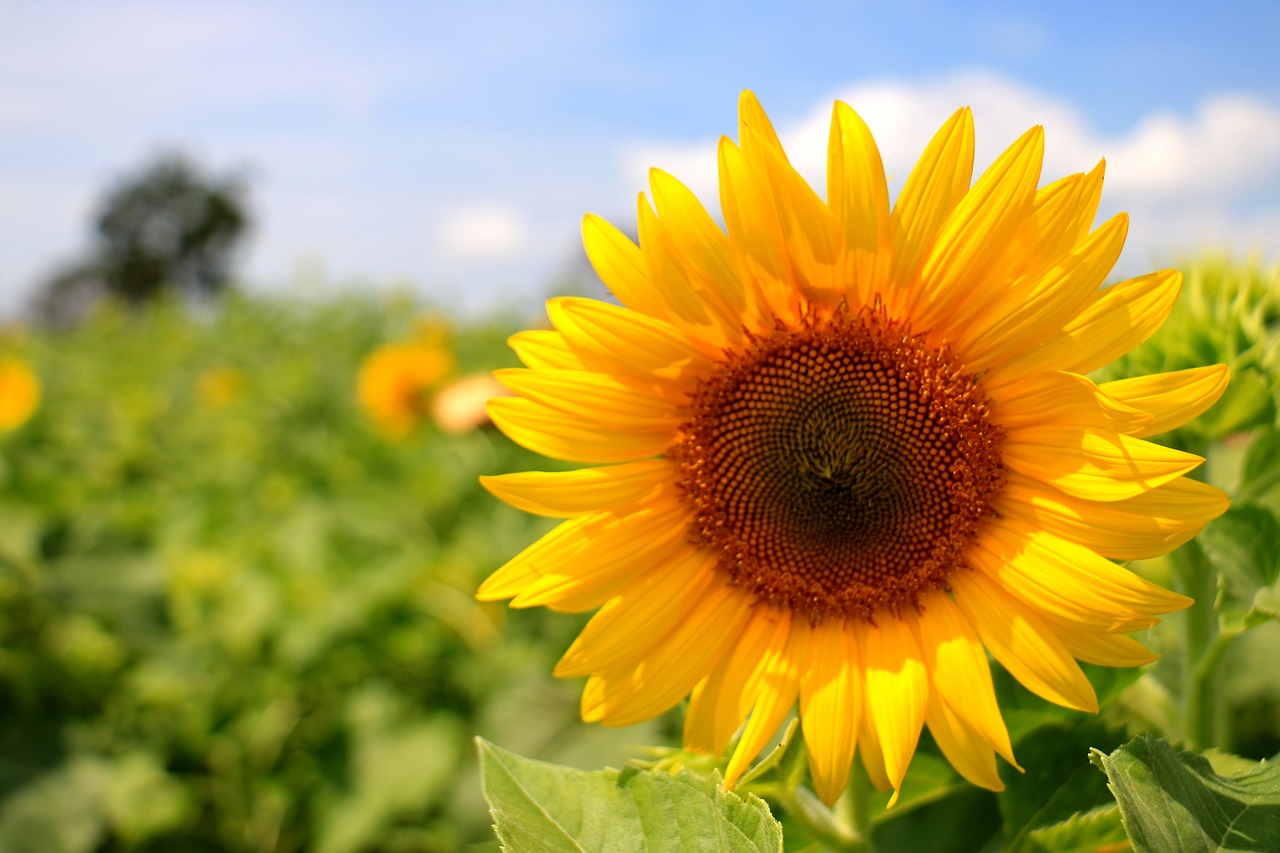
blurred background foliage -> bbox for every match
[0,252,1276,852]
[0,294,673,852]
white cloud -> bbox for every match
[619,72,1280,270]
[439,205,531,258]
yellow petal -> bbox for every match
[1100,364,1230,438]
[800,617,862,805]
[508,493,692,611]
[1048,624,1159,668]
[508,330,588,371]
[495,368,682,433]
[487,397,671,463]
[925,693,1004,792]
[999,471,1229,560]
[724,614,808,788]
[956,213,1128,370]
[984,520,1193,618]
[583,580,752,726]
[912,125,1043,331]
[582,213,672,323]
[988,269,1181,390]
[741,122,844,309]
[637,194,744,347]
[951,570,1098,713]
[685,605,787,755]
[855,615,927,799]
[649,168,763,330]
[480,459,673,518]
[827,101,891,309]
[477,511,605,601]
[555,547,717,677]
[547,295,716,386]
[888,108,974,313]
[992,370,1151,434]
[1002,423,1204,501]
[718,137,802,325]
[910,591,1015,765]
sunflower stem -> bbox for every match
[765,782,871,853]
[1171,540,1220,750]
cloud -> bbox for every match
[438,205,531,258]
[619,72,1280,269]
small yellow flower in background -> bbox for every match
[479,92,1231,805]
[357,341,453,440]
[195,367,246,408]
[0,357,40,431]
[433,373,510,436]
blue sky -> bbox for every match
[3,0,1279,316]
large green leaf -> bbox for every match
[1090,734,1280,852]
[477,738,782,853]
[1197,504,1280,629]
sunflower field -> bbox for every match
[1,254,1279,853]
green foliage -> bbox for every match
[478,738,783,853]
[0,295,651,852]
[1091,735,1280,853]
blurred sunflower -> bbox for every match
[195,366,246,409]
[0,357,40,431]
[478,92,1229,805]
[358,342,453,440]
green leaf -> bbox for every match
[1090,734,1280,852]
[1001,719,1127,853]
[1197,504,1280,629]
[477,738,783,853]
[1238,426,1280,503]
[1023,804,1127,853]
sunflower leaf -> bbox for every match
[1021,803,1127,853]
[476,738,783,853]
[1197,504,1280,629]
[1089,734,1280,853]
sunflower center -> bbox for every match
[672,310,1005,621]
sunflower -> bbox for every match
[478,92,1229,805]
[357,341,453,440]
[0,357,40,431]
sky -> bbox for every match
[3,0,1279,317]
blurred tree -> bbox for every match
[34,154,250,324]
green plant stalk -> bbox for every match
[757,781,872,853]
[1171,540,1220,750]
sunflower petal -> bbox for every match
[999,471,1229,560]
[856,615,927,800]
[487,397,671,463]
[910,592,1015,765]
[685,605,787,755]
[724,614,807,788]
[1003,423,1204,501]
[508,330,588,371]
[480,459,673,518]
[800,617,862,805]
[952,570,1098,713]
[989,269,1182,389]
[889,108,974,312]
[1100,364,1230,438]
[828,101,891,308]
[584,581,753,726]
[913,124,1043,329]
[494,368,682,432]
[926,693,1004,791]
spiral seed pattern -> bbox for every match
[672,310,1005,621]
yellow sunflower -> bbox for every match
[357,342,453,440]
[0,357,40,431]
[478,92,1230,805]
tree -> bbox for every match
[34,153,250,323]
